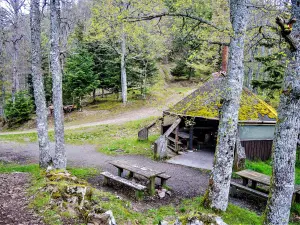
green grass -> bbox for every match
[245,160,300,185]
[0,117,160,158]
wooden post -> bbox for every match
[118,168,124,177]
[221,45,229,72]
[189,125,194,150]
[149,176,156,196]
[161,113,165,135]
[175,126,179,152]
[103,177,108,185]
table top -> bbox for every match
[109,160,165,179]
[236,169,270,186]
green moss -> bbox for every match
[170,82,277,121]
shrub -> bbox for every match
[5,91,34,127]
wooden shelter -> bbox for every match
[158,76,277,161]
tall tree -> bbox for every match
[30,0,52,168]
[203,0,250,211]
[264,1,300,224]
[50,0,66,169]
[3,0,26,102]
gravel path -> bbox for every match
[0,141,267,214]
[0,173,44,225]
[0,141,208,198]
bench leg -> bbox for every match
[148,177,156,196]
[161,178,167,187]
[118,168,124,177]
[103,177,109,186]
[242,178,249,186]
[251,181,257,189]
[230,186,237,197]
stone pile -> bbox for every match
[43,169,117,225]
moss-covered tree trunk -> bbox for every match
[30,0,52,168]
[264,1,300,224]
[50,0,66,169]
[203,0,249,211]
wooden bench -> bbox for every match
[157,173,171,186]
[101,171,146,197]
[230,181,268,199]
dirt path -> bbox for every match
[0,141,266,214]
[0,173,44,225]
[0,107,161,135]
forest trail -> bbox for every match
[0,107,161,135]
[0,87,196,136]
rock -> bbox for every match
[46,166,53,173]
[89,210,117,225]
[101,197,110,202]
[174,218,182,225]
[215,217,227,225]
[157,189,165,199]
[187,219,203,225]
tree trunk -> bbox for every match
[264,1,300,224]
[120,30,127,104]
[203,0,249,211]
[12,40,19,102]
[30,0,52,168]
[0,36,4,118]
[50,0,66,169]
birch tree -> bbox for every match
[30,0,52,168]
[50,0,66,169]
[203,0,250,211]
[264,1,300,224]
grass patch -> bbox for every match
[245,160,300,185]
[145,196,261,225]
[0,117,160,158]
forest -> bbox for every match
[0,0,299,225]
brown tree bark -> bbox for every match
[203,0,250,211]
[30,0,52,168]
[50,0,66,169]
[264,1,300,224]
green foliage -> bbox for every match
[5,91,34,127]
[252,52,287,98]
[171,59,195,79]
[64,47,99,105]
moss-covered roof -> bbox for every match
[166,77,277,122]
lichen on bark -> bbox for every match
[264,1,300,224]
[30,0,52,168]
[203,0,250,211]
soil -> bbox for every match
[0,173,44,225]
[0,141,267,215]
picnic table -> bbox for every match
[109,160,167,195]
[234,169,300,202]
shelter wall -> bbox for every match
[241,140,273,161]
